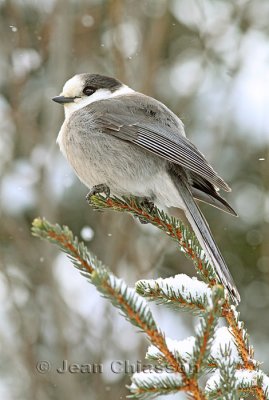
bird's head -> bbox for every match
[52,73,133,117]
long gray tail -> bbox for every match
[171,174,240,304]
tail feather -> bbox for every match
[171,175,240,304]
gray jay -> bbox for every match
[52,73,240,304]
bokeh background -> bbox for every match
[1,0,269,399]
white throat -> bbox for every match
[63,85,134,119]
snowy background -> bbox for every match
[0,0,268,399]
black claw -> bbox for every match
[140,198,155,214]
[134,197,155,224]
[86,184,110,202]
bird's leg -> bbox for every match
[86,184,110,202]
[136,197,155,224]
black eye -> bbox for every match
[83,86,96,96]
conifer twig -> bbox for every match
[222,301,254,370]
[87,196,254,362]
[136,274,210,315]
[191,286,223,377]
[32,194,269,399]
[87,194,266,398]
[32,218,205,400]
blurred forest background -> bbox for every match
[0,0,269,399]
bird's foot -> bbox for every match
[136,197,155,224]
[86,184,110,202]
[140,198,155,214]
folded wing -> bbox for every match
[78,93,232,194]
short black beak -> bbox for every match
[52,95,76,104]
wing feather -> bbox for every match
[80,94,230,192]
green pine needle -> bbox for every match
[136,275,211,316]
[128,371,184,399]
[191,285,224,377]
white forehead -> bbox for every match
[62,75,83,96]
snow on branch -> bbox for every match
[146,336,196,374]
[191,286,223,376]
[206,369,269,399]
[129,372,184,399]
[209,326,241,367]
[88,195,258,372]
[222,303,254,369]
[32,195,269,400]
[32,217,205,399]
[136,274,212,314]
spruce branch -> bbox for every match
[137,278,224,376]
[32,194,269,399]
[88,194,268,399]
[146,336,196,374]
[205,346,238,399]
[136,274,211,315]
[191,286,224,377]
[129,372,185,399]
[32,217,205,399]
[222,303,254,370]
[146,326,243,377]
[87,195,256,373]
[206,369,269,399]
[209,327,241,369]
[206,372,236,399]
